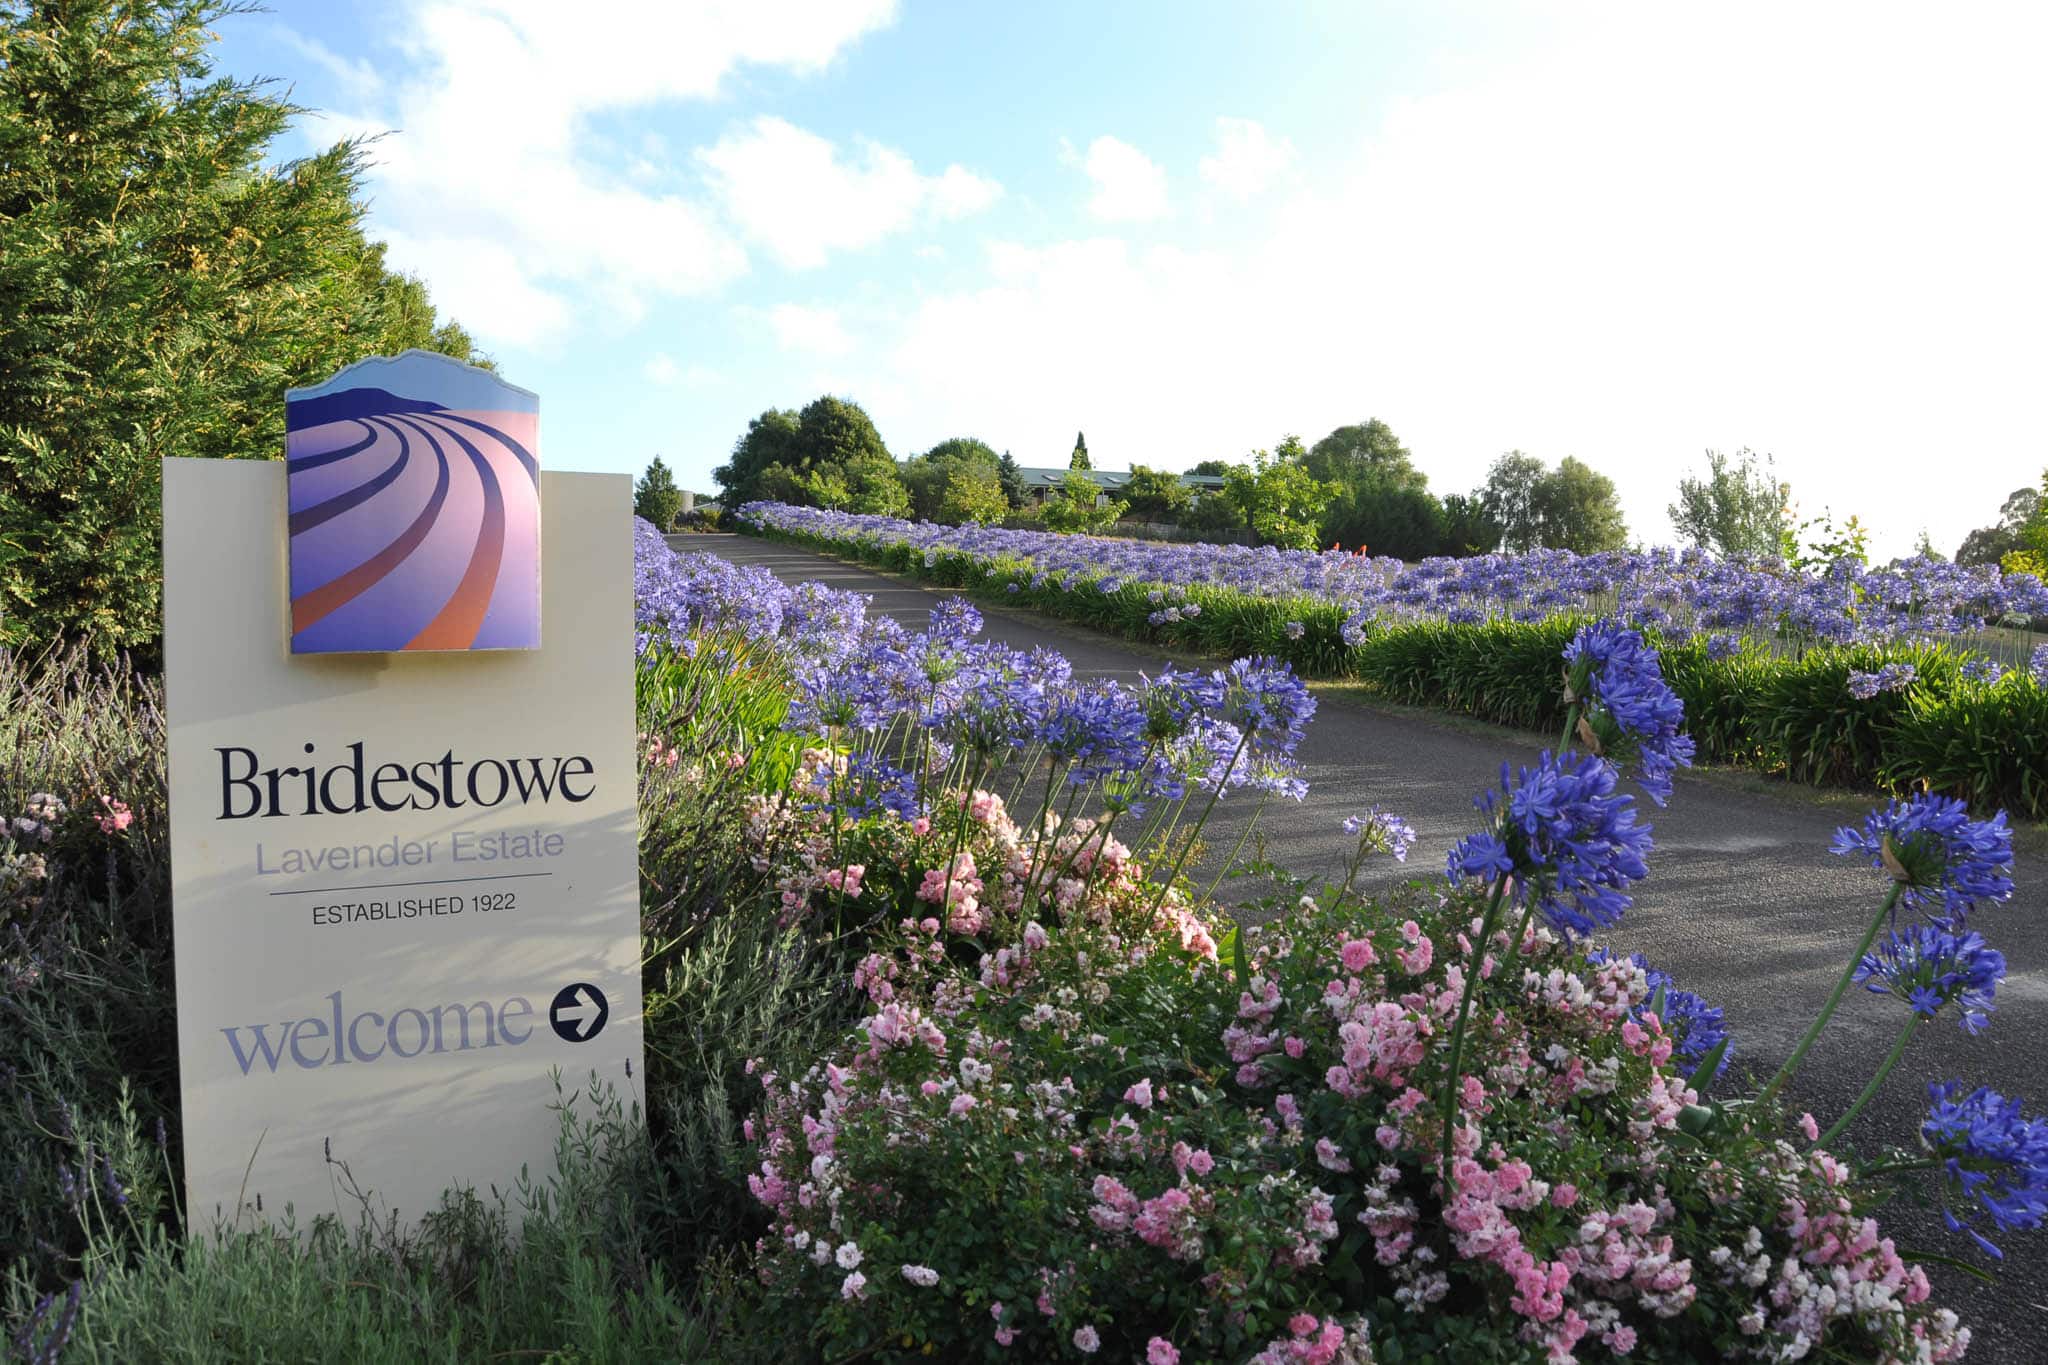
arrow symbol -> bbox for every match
[554,988,601,1038]
[548,982,609,1042]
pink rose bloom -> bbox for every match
[1146,1340,1181,1365]
[95,797,134,834]
[1552,1182,1579,1208]
[1124,1078,1154,1109]
[840,1271,866,1300]
[1288,1313,1320,1337]
[1283,1036,1306,1059]
[1073,1326,1101,1353]
[912,817,932,836]
[949,1094,977,1116]
[1339,938,1376,972]
[1186,1148,1214,1176]
[994,1326,1016,1346]
[1799,1112,1820,1142]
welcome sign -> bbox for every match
[163,355,640,1232]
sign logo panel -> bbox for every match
[285,350,541,654]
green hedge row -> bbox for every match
[750,523,2048,820]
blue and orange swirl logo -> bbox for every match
[285,352,540,654]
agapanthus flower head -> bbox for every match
[929,598,984,643]
[1220,656,1316,755]
[1343,809,1417,863]
[1239,751,1309,802]
[1922,1082,2048,1258]
[1831,794,2014,923]
[2032,642,2048,687]
[1170,718,1248,796]
[1855,925,2004,1034]
[1036,682,1149,784]
[1846,670,1882,701]
[1961,657,2004,683]
[1446,750,1654,939]
[1562,621,1695,806]
[1587,948,1731,1076]
[1138,666,1226,744]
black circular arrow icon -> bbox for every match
[548,982,609,1043]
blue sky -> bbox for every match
[214,2,2047,558]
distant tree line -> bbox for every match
[703,399,2046,572]
[708,403,1643,557]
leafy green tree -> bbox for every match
[840,450,910,517]
[1668,448,1791,559]
[903,437,1001,520]
[714,409,804,506]
[634,456,684,531]
[1477,453,1627,554]
[1783,508,1870,571]
[1041,471,1123,534]
[714,395,906,513]
[1324,481,1445,559]
[1223,449,1337,551]
[1069,431,1091,471]
[1438,493,1503,556]
[0,0,484,651]
[799,395,891,469]
[1123,465,1191,523]
[2000,470,2048,579]
[1958,481,2044,568]
[1531,457,1629,554]
[996,450,1026,509]
[1304,419,1427,493]
[1479,452,1550,553]
[1187,459,1235,478]
[937,465,1008,524]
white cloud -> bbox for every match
[1067,135,1170,223]
[854,4,2048,560]
[765,303,854,356]
[645,353,725,389]
[1198,117,1297,200]
[698,117,1001,269]
[328,0,904,346]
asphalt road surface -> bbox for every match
[677,532,2048,1360]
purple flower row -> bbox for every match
[739,501,2048,656]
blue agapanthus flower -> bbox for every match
[1855,924,2005,1034]
[1220,656,1316,755]
[2033,643,2048,688]
[1137,665,1227,744]
[1831,794,2015,924]
[1446,750,1654,939]
[1587,948,1732,1078]
[1343,808,1417,862]
[1562,621,1696,806]
[1034,681,1149,785]
[1961,657,2005,683]
[1922,1082,2048,1259]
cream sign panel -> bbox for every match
[163,449,640,1230]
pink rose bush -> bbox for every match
[743,845,1970,1361]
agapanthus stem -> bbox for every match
[1201,791,1271,902]
[1438,875,1511,1196]
[1758,882,1903,1107]
[1146,731,1251,917]
[1332,839,1371,911]
[1558,697,1584,756]
[1817,1013,1921,1148]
